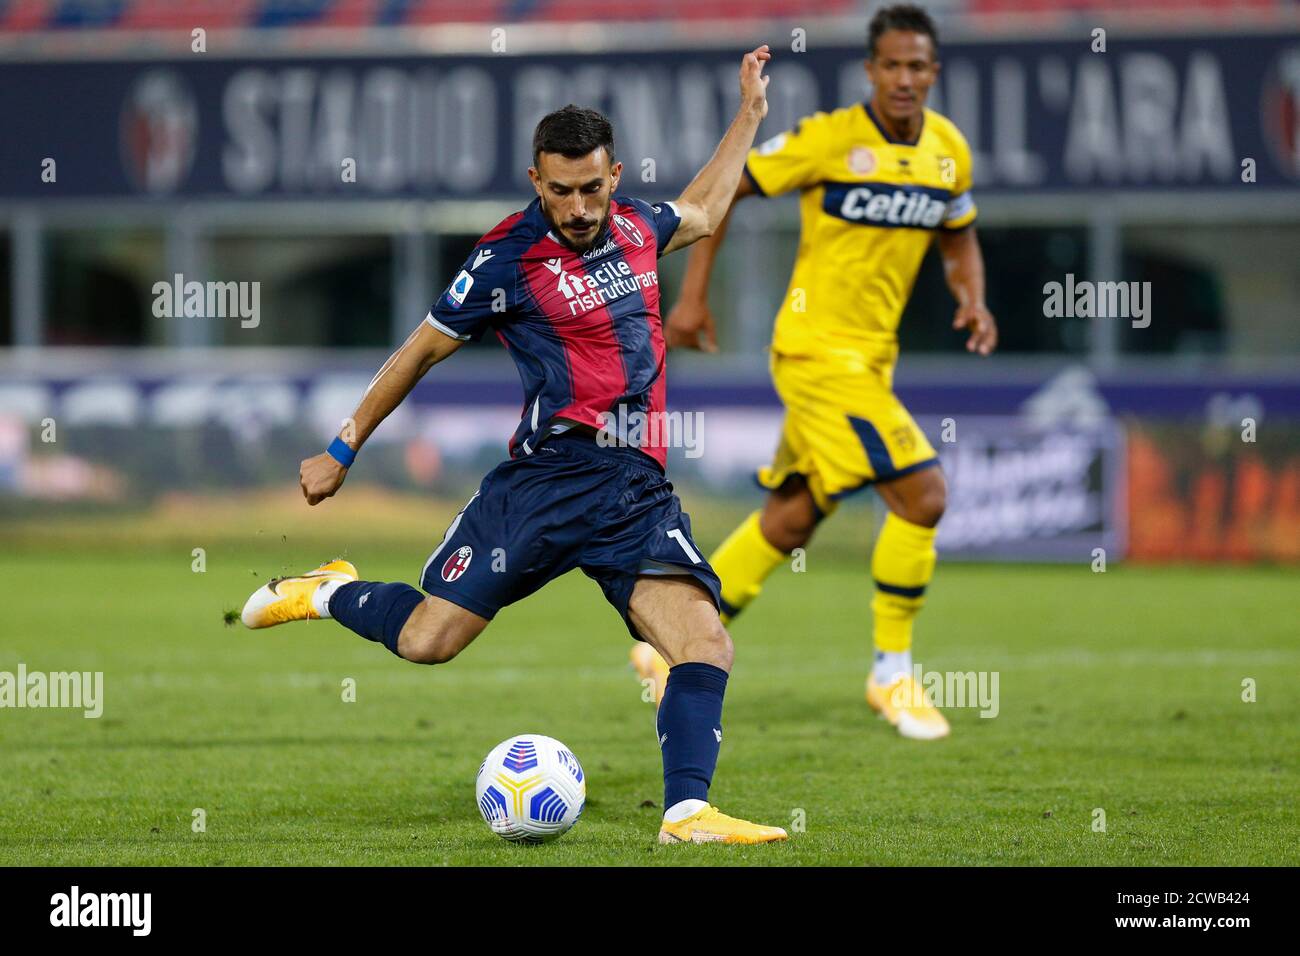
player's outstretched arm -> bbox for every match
[299,322,464,505]
[937,226,998,356]
[664,175,756,352]
[661,45,770,258]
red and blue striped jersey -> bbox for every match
[426,195,682,469]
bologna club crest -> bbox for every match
[441,546,473,582]
[1263,48,1300,180]
[119,70,198,195]
[613,214,645,247]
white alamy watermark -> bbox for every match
[893,664,1000,718]
[50,886,150,936]
[1043,273,1151,328]
[0,663,103,718]
[152,273,260,328]
[595,406,704,459]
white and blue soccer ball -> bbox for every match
[475,734,586,843]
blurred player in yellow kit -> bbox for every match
[633,5,997,739]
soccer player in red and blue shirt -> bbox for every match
[240,47,787,845]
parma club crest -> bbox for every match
[848,145,877,175]
[441,546,473,582]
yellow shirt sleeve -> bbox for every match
[940,129,978,230]
[744,112,831,197]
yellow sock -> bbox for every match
[870,512,938,655]
[709,511,787,624]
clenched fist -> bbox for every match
[954,303,998,356]
[665,298,719,352]
[300,452,348,506]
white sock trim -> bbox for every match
[312,579,346,619]
[663,798,708,823]
[873,649,912,683]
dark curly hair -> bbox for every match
[532,104,616,168]
[867,5,939,60]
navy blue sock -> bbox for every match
[328,581,424,658]
[656,662,729,810]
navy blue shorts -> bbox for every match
[419,431,722,641]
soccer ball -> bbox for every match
[475,734,586,843]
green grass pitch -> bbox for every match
[0,512,1296,866]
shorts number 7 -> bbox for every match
[666,528,702,564]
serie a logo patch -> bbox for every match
[445,270,473,309]
[441,546,473,582]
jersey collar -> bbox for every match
[863,100,924,147]
[524,198,571,252]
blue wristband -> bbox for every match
[327,437,357,468]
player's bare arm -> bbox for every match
[299,323,464,505]
[661,45,770,257]
[664,174,757,351]
[937,225,997,356]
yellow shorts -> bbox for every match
[757,349,939,515]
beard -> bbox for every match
[541,197,612,255]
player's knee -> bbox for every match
[697,617,734,671]
[910,481,947,528]
[400,632,457,665]
[398,618,463,665]
[762,490,822,551]
[768,513,817,552]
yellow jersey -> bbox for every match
[743,102,977,360]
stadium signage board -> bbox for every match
[3,32,1299,199]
